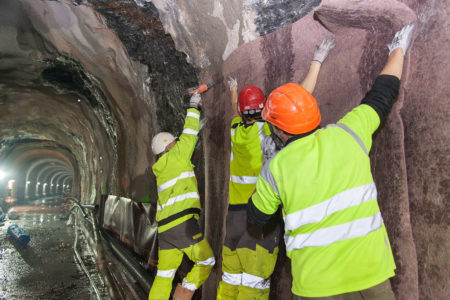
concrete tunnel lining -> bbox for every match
[0,0,448,299]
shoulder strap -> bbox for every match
[327,124,368,155]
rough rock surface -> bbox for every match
[0,0,448,299]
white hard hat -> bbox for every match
[151,132,176,155]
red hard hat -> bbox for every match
[238,85,266,113]
[262,83,321,134]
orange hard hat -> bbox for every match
[238,85,266,113]
[262,83,321,134]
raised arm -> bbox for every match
[300,36,336,93]
[381,24,415,79]
[228,77,239,117]
[172,93,202,160]
[360,24,415,123]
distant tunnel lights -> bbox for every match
[0,170,6,180]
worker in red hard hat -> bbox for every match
[217,36,336,300]
[149,93,215,300]
[247,25,415,299]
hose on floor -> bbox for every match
[72,206,102,300]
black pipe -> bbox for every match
[100,229,154,294]
[73,209,102,300]
[65,197,88,217]
[67,197,153,295]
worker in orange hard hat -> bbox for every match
[247,24,415,299]
[217,36,336,300]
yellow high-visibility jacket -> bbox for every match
[251,104,396,297]
[229,117,270,205]
[152,108,201,233]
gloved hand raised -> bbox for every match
[313,36,336,64]
[228,77,238,91]
[189,92,202,110]
[387,24,415,55]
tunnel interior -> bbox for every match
[0,0,448,299]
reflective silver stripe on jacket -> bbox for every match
[241,272,270,290]
[285,212,383,252]
[182,128,198,136]
[158,171,195,193]
[230,175,258,184]
[256,122,266,144]
[284,182,377,231]
[222,272,241,286]
[156,269,177,278]
[259,158,279,196]
[328,124,368,155]
[186,111,200,119]
[157,192,199,211]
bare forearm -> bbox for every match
[380,48,404,79]
[300,61,321,93]
[231,87,239,117]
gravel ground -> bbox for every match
[0,198,107,299]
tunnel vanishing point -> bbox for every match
[0,0,448,299]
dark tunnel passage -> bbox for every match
[0,0,448,299]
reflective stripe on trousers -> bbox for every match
[242,272,270,290]
[230,175,258,184]
[222,272,242,286]
[222,272,269,290]
[197,257,215,266]
[156,269,177,278]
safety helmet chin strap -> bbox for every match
[268,123,286,151]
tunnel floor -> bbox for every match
[0,197,106,299]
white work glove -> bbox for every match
[189,92,202,110]
[261,136,279,162]
[387,24,415,55]
[228,77,237,91]
[312,36,336,64]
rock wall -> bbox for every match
[193,0,449,299]
[0,0,448,299]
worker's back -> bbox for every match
[265,105,396,297]
[229,117,270,205]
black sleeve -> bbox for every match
[247,197,273,227]
[361,75,401,123]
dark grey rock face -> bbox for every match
[251,0,321,36]
[89,0,199,134]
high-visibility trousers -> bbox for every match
[293,280,395,300]
[217,208,281,300]
[149,217,215,300]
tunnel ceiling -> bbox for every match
[0,0,203,202]
[0,0,324,202]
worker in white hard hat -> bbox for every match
[148,93,215,300]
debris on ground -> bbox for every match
[7,208,19,220]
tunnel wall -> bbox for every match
[400,0,450,298]
[2,1,448,299]
[198,0,449,299]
